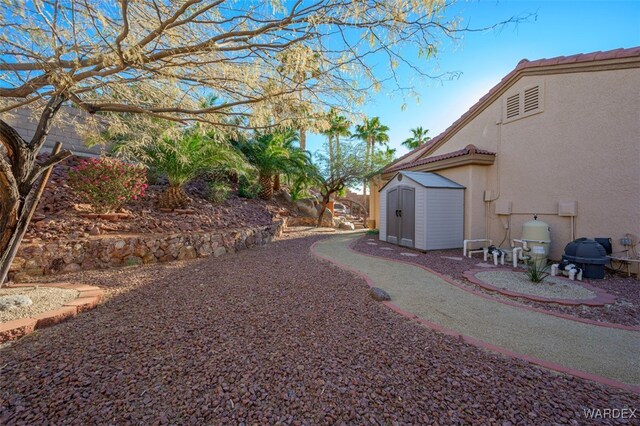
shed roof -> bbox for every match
[379,171,465,192]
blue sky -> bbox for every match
[306,0,640,157]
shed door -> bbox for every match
[386,188,399,244]
[399,187,415,248]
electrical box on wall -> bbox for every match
[558,201,577,217]
[495,199,512,215]
[483,190,494,202]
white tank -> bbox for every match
[522,217,551,268]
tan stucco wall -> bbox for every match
[369,177,382,228]
[4,106,105,157]
[372,66,640,269]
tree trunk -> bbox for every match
[299,128,306,151]
[258,172,273,200]
[316,193,331,228]
[328,136,334,178]
[273,173,280,192]
[1,95,70,286]
[158,184,190,209]
[362,139,371,202]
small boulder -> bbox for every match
[281,189,293,203]
[295,198,318,218]
[319,208,333,227]
[0,295,33,311]
[177,246,197,260]
[62,263,82,273]
[369,287,391,302]
[339,221,355,231]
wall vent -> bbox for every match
[503,82,544,123]
[523,86,539,113]
[506,94,520,119]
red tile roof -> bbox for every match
[383,47,640,173]
[386,144,495,173]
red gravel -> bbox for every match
[353,235,640,327]
[1,234,638,424]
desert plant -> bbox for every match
[238,176,262,199]
[234,129,312,200]
[525,260,550,283]
[206,182,231,203]
[67,158,147,214]
[314,140,368,227]
[136,130,248,209]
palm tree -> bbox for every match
[142,130,248,209]
[322,109,351,176]
[402,126,431,150]
[235,129,311,200]
[352,117,390,199]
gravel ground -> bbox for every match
[0,232,638,424]
[474,270,596,300]
[354,235,640,327]
[0,287,78,323]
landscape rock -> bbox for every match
[11,223,283,279]
[295,198,318,218]
[177,246,197,260]
[281,189,292,203]
[62,263,82,273]
[370,287,391,301]
[0,295,33,311]
[319,208,333,227]
[339,221,355,231]
[9,257,26,272]
[1,234,637,424]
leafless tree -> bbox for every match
[0,0,530,284]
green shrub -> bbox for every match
[206,181,231,203]
[67,158,147,213]
[238,176,261,199]
[366,229,380,235]
[525,260,550,283]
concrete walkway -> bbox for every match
[313,233,640,388]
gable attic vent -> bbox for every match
[503,83,543,122]
[506,94,520,119]
[523,86,539,113]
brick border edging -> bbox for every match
[310,238,640,395]
[463,268,617,306]
[0,283,103,343]
[349,238,640,332]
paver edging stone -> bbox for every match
[310,237,640,394]
[463,268,617,306]
[0,283,103,343]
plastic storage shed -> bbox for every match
[379,171,465,250]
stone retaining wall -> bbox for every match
[9,221,284,281]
